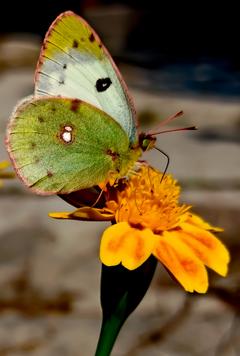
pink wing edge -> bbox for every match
[34,10,139,132]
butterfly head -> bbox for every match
[139,133,156,152]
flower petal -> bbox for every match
[178,222,230,276]
[0,161,14,179]
[186,213,223,232]
[49,207,114,221]
[153,232,208,293]
[100,222,156,270]
[0,161,10,170]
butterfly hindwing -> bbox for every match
[6,97,138,195]
[35,11,137,143]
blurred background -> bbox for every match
[0,1,240,355]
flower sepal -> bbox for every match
[95,255,157,356]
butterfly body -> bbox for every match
[5,11,155,195]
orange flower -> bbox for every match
[50,165,230,293]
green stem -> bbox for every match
[95,256,158,355]
[95,302,126,356]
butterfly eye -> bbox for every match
[96,78,112,92]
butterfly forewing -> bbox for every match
[35,11,137,144]
[6,97,136,195]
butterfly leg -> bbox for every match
[153,147,170,182]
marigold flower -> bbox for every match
[50,164,230,293]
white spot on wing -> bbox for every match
[64,126,72,132]
[61,125,73,143]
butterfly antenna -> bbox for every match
[149,126,197,136]
[154,147,170,182]
[147,111,184,136]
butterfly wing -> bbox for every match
[35,11,137,144]
[6,97,140,195]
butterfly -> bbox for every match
[5,11,192,195]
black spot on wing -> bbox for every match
[38,116,44,123]
[47,170,53,177]
[106,149,119,161]
[89,33,95,42]
[73,40,79,48]
[70,99,80,112]
[96,78,112,92]
[63,64,67,69]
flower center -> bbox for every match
[106,165,189,232]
